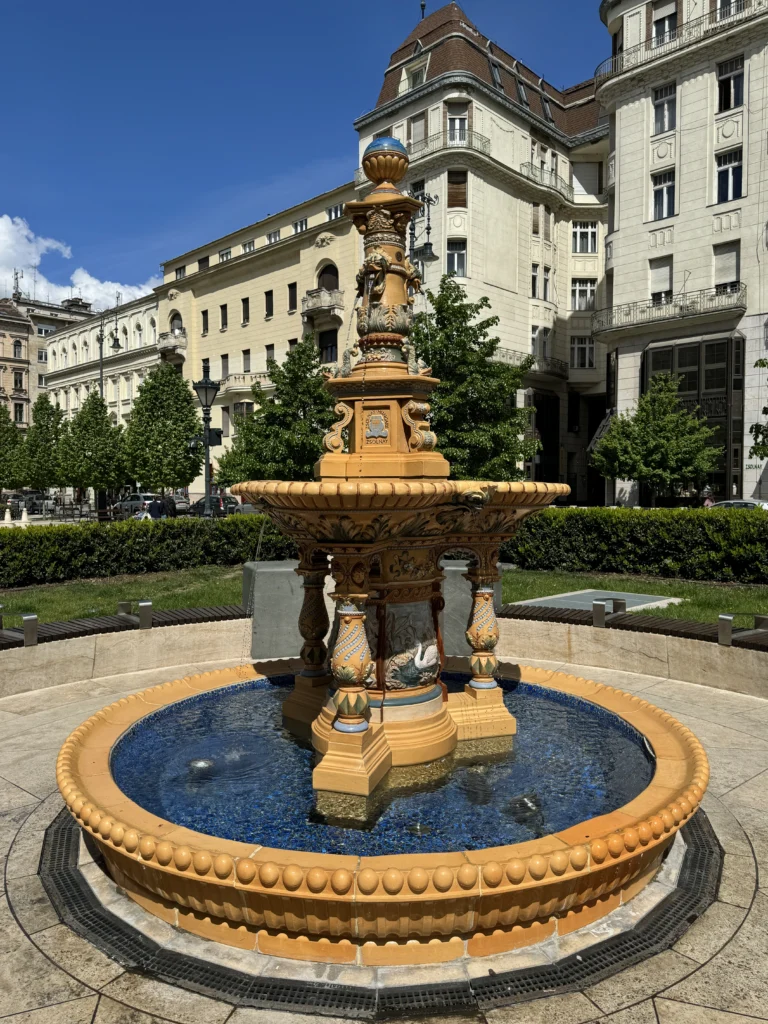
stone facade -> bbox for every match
[0,299,34,431]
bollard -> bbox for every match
[612,598,627,614]
[117,601,132,616]
[718,614,734,646]
[20,508,29,525]
[755,614,768,631]
[592,600,607,628]
[3,506,10,523]
[138,600,152,630]
[22,614,38,647]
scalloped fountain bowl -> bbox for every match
[56,662,709,966]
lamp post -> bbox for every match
[192,359,220,518]
[97,303,122,399]
[408,191,440,274]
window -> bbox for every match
[37,324,55,337]
[653,84,677,134]
[409,112,427,146]
[447,170,468,207]
[13,340,22,358]
[201,309,208,334]
[572,221,598,253]
[242,297,250,324]
[718,0,745,19]
[543,205,552,242]
[411,178,425,202]
[289,338,298,351]
[531,263,539,298]
[234,401,254,418]
[242,239,255,254]
[265,343,275,363]
[551,152,559,177]
[704,341,728,391]
[221,407,230,438]
[318,329,337,364]
[267,230,280,244]
[326,204,344,221]
[14,403,23,423]
[652,0,677,46]
[221,354,229,378]
[13,370,23,390]
[571,278,597,311]
[650,256,673,304]
[198,256,209,272]
[718,56,744,112]
[676,345,699,392]
[714,241,740,293]
[490,62,503,90]
[542,95,554,122]
[242,349,251,373]
[531,325,539,352]
[408,65,425,90]
[37,348,47,363]
[532,203,540,235]
[539,327,551,357]
[175,266,186,280]
[516,78,529,106]
[652,170,675,220]
[219,248,232,262]
[220,304,228,330]
[38,373,45,387]
[265,290,274,318]
[288,282,297,311]
[447,104,468,144]
[717,148,742,203]
[293,219,307,234]
[543,266,551,301]
[447,239,467,277]
[570,336,595,369]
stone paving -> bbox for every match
[0,660,766,1023]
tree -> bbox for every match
[749,358,768,459]
[59,392,125,492]
[124,363,202,492]
[216,337,335,485]
[0,404,24,491]
[590,373,723,505]
[410,275,539,480]
[22,394,66,491]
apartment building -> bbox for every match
[595,0,768,503]
[0,299,34,430]
[354,3,611,501]
[45,294,160,425]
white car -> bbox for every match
[709,500,768,510]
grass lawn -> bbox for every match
[501,570,768,628]
[0,565,244,626]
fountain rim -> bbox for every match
[56,664,709,891]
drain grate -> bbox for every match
[38,809,722,1019]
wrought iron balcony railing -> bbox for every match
[354,130,491,184]
[596,0,767,82]
[519,163,575,202]
[592,283,747,334]
[301,288,345,315]
[493,347,569,379]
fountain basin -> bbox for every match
[56,663,708,965]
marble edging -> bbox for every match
[54,664,709,958]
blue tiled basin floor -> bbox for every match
[111,676,654,857]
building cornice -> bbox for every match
[45,345,160,385]
[45,294,159,343]
[353,72,608,150]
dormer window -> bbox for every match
[490,62,503,91]
[516,78,529,107]
[408,65,426,90]
[542,95,554,122]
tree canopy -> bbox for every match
[216,338,335,485]
[749,358,768,459]
[410,275,539,480]
[22,394,66,490]
[58,392,125,492]
[590,373,723,503]
[123,363,202,491]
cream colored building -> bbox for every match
[354,3,610,501]
[0,299,34,432]
[45,294,160,426]
[155,182,358,496]
[594,0,768,503]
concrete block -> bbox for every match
[243,560,304,660]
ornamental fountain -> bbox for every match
[56,138,709,969]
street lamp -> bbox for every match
[97,303,122,399]
[408,192,440,272]
[192,358,220,518]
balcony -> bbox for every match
[592,283,747,337]
[157,328,187,362]
[354,130,491,185]
[302,288,345,317]
[219,372,270,397]
[596,0,768,84]
[519,163,574,203]
[493,347,569,380]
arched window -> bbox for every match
[61,348,68,368]
[170,312,183,336]
[82,339,89,361]
[317,264,339,291]
[51,351,57,369]
[71,343,78,366]
[150,318,157,345]
[13,340,22,358]
[134,322,142,349]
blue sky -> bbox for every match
[0,0,607,308]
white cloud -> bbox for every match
[0,215,161,310]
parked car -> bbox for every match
[173,495,191,515]
[112,493,159,518]
[189,495,239,517]
[23,491,56,514]
[709,500,768,510]
[233,499,258,514]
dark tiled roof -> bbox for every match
[375,3,602,142]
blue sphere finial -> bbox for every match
[362,136,409,186]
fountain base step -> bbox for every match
[447,684,518,742]
[282,675,331,740]
[312,722,393,795]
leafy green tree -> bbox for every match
[591,373,723,505]
[59,392,125,492]
[124,363,202,492]
[216,337,335,485]
[410,275,539,480]
[22,394,66,490]
[0,404,25,491]
[749,358,768,459]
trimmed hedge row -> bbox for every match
[502,507,768,584]
[0,516,297,588]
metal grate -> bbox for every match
[39,808,721,1018]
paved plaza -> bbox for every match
[0,658,766,1023]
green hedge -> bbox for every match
[501,507,768,584]
[0,516,297,588]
